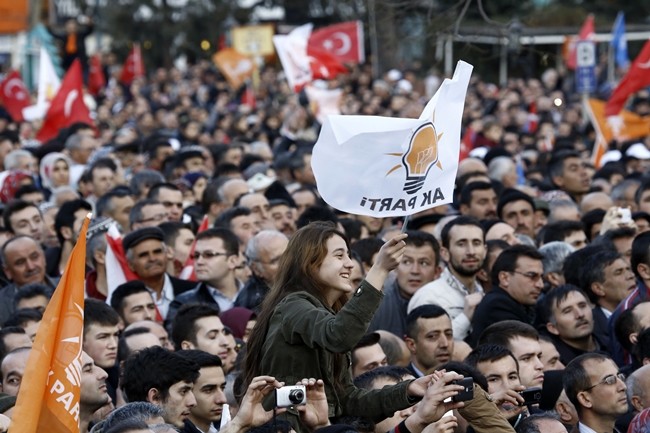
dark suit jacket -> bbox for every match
[406,362,423,378]
[592,306,610,352]
[167,282,216,322]
[170,275,198,296]
[469,286,536,346]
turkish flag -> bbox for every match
[88,53,106,96]
[306,45,348,80]
[120,43,145,85]
[36,59,93,143]
[0,70,30,122]
[565,15,595,70]
[309,21,365,64]
[606,39,650,116]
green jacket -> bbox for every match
[258,280,414,431]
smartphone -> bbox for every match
[519,387,542,406]
[452,377,474,402]
[620,208,632,224]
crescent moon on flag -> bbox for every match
[4,78,25,100]
[638,59,650,69]
[64,89,79,117]
[331,32,352,55]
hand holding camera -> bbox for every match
[292,378,330,430]
[600,206,636,235]
[406,370,468,429]
[276,385,307,407]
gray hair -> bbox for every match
[245,230,287,263]
[49,186,81,207]
[515,411,562,433]
[64,133,83,151]
[626,365,650,406]
[487,156,515,182]
[101,402,164,432]
[548,199,580,223]
[539,241,575,275]
[4,149,32,171]
[129,169,165,197]
[611,179,640,202]
[149,424,178,433]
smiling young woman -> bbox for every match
[242,221,440,432]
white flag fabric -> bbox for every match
[22,47,61,121]
[305,84,342,124]
[104,223,129,304]
[273,24,313,91]
[312,60,473,218]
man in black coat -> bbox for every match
[470,244,544,345]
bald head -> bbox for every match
[580,192,614,214]
[457,158,488,178]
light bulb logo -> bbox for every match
[385,119,443,195]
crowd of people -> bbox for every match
[0,19,649,433]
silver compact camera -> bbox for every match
[276,385,307,407]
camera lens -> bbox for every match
[289,389,304,404]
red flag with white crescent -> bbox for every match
[606,39,650,116]
[120,43,145,85]
[309,21,365,64]
[0,70,30,122]
[88,53,106,96]
[36,60,93,143]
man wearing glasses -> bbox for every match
[470,244,544,345]
[563,353,628,433]
[168,228,242,319]
[129,199,170,231]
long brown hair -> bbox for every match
[242,221,349,391]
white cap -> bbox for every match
[396,79,412,93]
[626,143,650,160]
[246,172,275,192]
[469,146,489,159]
[600,149,622,165]
[387,69,402,81]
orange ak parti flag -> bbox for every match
[11,214,91,433]
[585,98,650,167]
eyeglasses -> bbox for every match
[511,271,543,283]
[192,250,229,260]
[252,256,282,266]
[584,372,625,391]
[138,213,167,224]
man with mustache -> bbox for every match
[404,305,454,377]
[408,217,486,340]
[0,235,58,325]
[123,227,195,320]
[540,285,602,366]
[581,249,636,352]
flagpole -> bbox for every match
[608,39,615,84]
[368,0,379,79]
[401,214,411,233]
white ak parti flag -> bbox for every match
[22,47,61,121]
[312,60,473,218]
